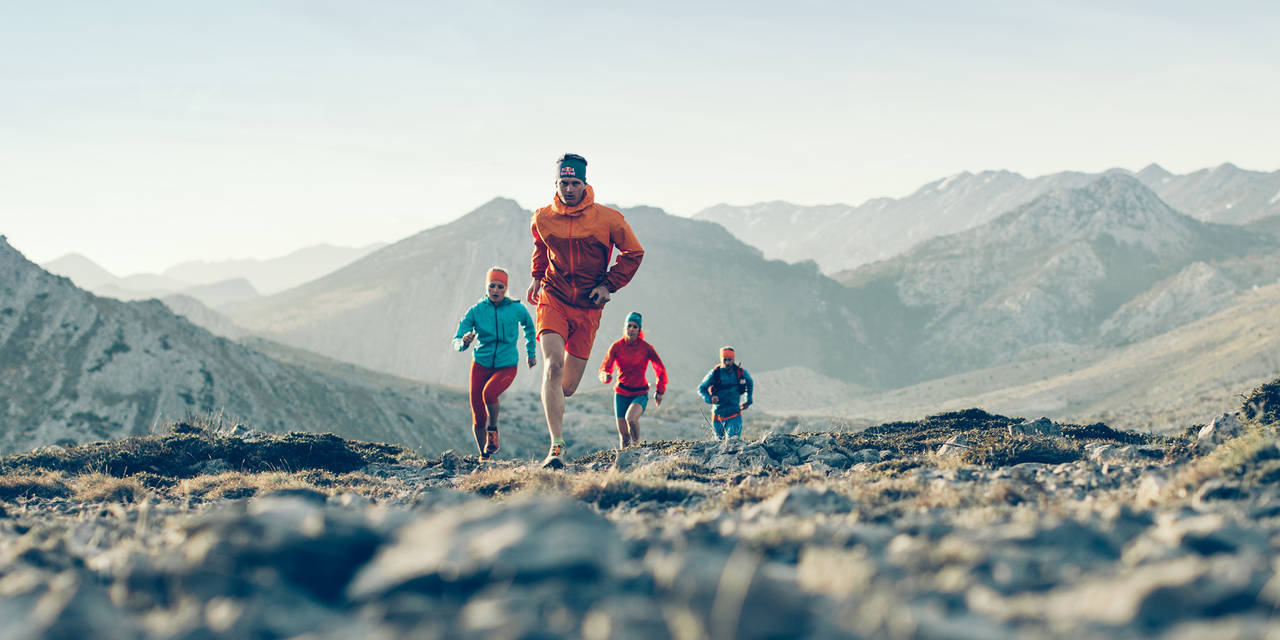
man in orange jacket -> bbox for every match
[526,153,644,468]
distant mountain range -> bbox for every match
[40,242,385,307]
[162,243,387,294]
[834,174,1278,384]
[696,163,1280,273]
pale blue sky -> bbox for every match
[2,1,1277,274]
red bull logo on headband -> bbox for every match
[560,166,577,177]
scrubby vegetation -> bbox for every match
[0,422,415,478]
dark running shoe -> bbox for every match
[541,443,565,469]
[484,428,500,456]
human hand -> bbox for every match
[654,392,663,406]
[711,395,718,404]
[462,330,476,346]
[587,285,611,306]
[599,371,611,384]
[528,356,537,369]
[741,401,752,412]
[526,279,541,305]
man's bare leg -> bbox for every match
[540,333,568,442]
[561,354,589,397]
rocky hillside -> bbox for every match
[1,380,1276,638]
[0,236,471,454]
[223,198,883,389]
[834,175,1276,385]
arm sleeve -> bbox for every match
[530,220,549,280]
[649,344,668,395]
[743,368,754,404]
[451,308,475,352]
[697,369,714,404]
[520,304,537,359]
[599,343,617,379]
[603,215,644,293]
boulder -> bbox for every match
[849,449,882,464]
[347,497,623,599]
[1197,413,1244,453]
[1008,417,1062,437]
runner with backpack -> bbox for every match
[599,311,668,449]
[452,267,537,460]
[697,346,755,440]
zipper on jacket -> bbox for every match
[568,215,576,302]
[491,302,499,369]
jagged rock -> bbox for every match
[750,486,855,518]
[759,433,802,464]
[937,435,969,456]
[1085,443,1163,463]
[707,441,778,471]
[1008,417,1062,437]
[848,448,881,464]
[347,497,622,600]
[807,449,853,469]
[1197,413,1244,453]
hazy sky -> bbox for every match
[3,1,1278,275]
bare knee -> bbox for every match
[543,359,564,380]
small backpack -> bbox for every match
[707,363,747,395]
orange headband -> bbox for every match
[720,346,735,359]
[487,269,508,287]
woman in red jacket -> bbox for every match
[599,311,668,448]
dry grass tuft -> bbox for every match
[457,464,703,509]
[1242,377,1280,426]
[70,473,147,503]
[0,471,70,500]
[177,471,320,500]
[1164,427,1280,501]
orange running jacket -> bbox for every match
[530,184,644,308]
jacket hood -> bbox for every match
[549,184,596,216]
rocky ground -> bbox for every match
[2,380,1280,639]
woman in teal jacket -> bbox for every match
[452,267,536,459]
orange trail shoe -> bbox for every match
[484,428,500,456]
[541,443,565,469]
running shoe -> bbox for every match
[484,428,500,456]
[541,443,565,469]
